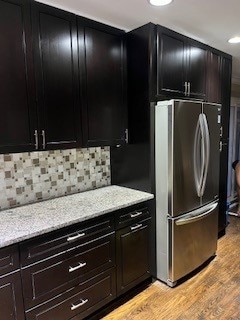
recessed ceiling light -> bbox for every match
[149,0,173,6]
[228,37,240,44]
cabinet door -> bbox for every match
[206,51,221,103]
[221,57,232,140]
[78,18,126,146]
[0,271,25,320]
[187,40,207,99]
[0,0,36,153]
[32,2,82,150]
[116,218,151,295]
[218,142,228,232]
[157,26,186,97]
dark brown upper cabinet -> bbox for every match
[0,0,37,154]
[157,26,207,100]
[206,50,222,104]
[31,2,82,150]
[78,18,127,147]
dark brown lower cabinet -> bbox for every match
[0,202,152,320]
[116,218,151,295]
[25,268,116,320]
[0,271,25,320]
[22,232,115,309]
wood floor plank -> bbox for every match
[103,216,240,320]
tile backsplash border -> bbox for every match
[0,147,111,210]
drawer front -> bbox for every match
[20,214,114,266]
[25,268,116,320]
[0,245,19,276]
[115,202,151,230]
[0,271,25,320]
[22,232,115,309]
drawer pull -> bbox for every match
[130,211,143,218]
[130,223,143,231]
[67,233,85,242]
[69,262,87,273]
[71,299,89,311]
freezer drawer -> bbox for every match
[169,202,218,286]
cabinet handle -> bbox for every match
[125,128,129,144]
[188,82,191,96]
[130,211,143,218]
[184,82,188,96]
[41,130,46,149]
[67,232,85,242]
[34,130,38,150]
[220,126,223,137]
[69,262,87,273]
[219,141,222,152]
[130,223,143,231]
[71,299,89,311]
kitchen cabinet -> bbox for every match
[115,206,151,295]
[78,18,127,147]
[21,214,116,311]
[206,50,222,104]
[31,2,82,150]
[0,0,36,153]
[0,245,25,320]
[157,26,207,100]
[218,56,232,234]
[0,200,152,319]
[0,1,127,154]
[220,57,232,141]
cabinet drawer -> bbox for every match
[22,232,115,309]
[20,214,114,266]
[25,268,116,320]
[0,245,19,276]
[115,203,150,229]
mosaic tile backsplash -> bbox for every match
[0,147,111,210]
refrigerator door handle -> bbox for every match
[193,114,205,197]
[175,202,218,225]
[200,113,210,197]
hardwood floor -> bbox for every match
[103,216,240,320]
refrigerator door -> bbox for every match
[171,100,202,217]
[168,201,218,286]
[201,103,221,205]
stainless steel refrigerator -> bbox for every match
[155,99,221,287]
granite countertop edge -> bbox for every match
[0,185,154,249]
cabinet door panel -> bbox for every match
[79,19,126,146]
[221,57,232,140]
[207,51,221,103]
[0,272,25,320]
[32,2,81,150]
[0,0,36,153]
[187,42,207,99]
[157,28,185,96]
[116,218,151,295]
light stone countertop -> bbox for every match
[0,185,154,248]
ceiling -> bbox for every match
[37,0,240,82]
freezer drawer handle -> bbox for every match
[69,262,87,273]
[130,223,143,231]
[71,299,88,311]
[175,203,218,226]
[130,211,143,218]
[67,233,85,242]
